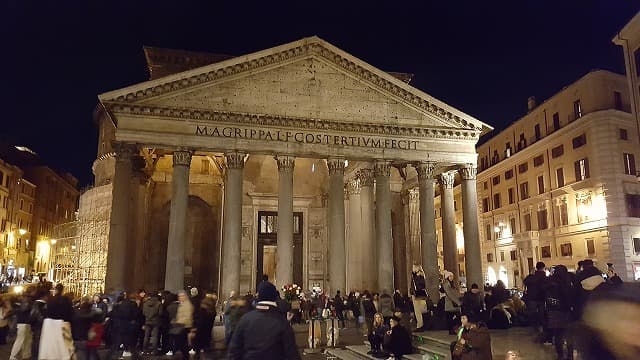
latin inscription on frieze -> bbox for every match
[195,125,418,150]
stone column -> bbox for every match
[460,165,483,289]
[327,158,346,295]
[347,178,362,291]
[276,155,295,288]
[164,149,193,292]
[105,143,135,293]
[415,162,440,301]
[220,151,246,297]
[358,169,376,291]
[375,160,394,293]
[439,171,459,279]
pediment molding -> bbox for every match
[106,103,481,141]
[100,37,489,132]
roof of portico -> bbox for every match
[99,36,492,134]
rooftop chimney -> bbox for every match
[527,96,537,112]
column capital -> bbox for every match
[113,143,137,161]
[374,160,391,177]
[172,149,193,167]
[224,151,247,169]
[414,162,437,182]
[402,188,419,204]
[275,155,295,173]
[357,169,374,187]
[347,178,361,195]
[327,158,346,175]
[459,164,477,180]
[439,171,456,189]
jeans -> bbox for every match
[143,324,160,352]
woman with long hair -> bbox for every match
[367,312,388,356]
[443,271,462,335]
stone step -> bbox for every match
[412,334,452,360]
[345,344,424,360]
[325,347,370,360]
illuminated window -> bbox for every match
[573,100,582,119]
[624,153,636,176]
[574,158,590,181]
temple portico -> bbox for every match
[92,37,491,296]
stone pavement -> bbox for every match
[0,323,557,359]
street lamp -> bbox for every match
[18,229,26,236]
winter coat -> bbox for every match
[523,270,547,302]
[462,290,484,317]
[47,294,73,323]
[228,302,301,360]
[193,307,215,350]
[142,296,162,326]
[384,324,412,357]
[461,325,493,360]
[543,273,574,329]
[443,281,462,313]
[361,298,376,318]
[110,299,140,335]
[379,294,395,317]
[71,307,95,341]
[175,299,194,328]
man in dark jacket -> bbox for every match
[142,292,162,354]
[523,262,548,341]
[228,281,301,360]
[108,293,142,358]
[461,283,483,319]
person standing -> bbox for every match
[523,262,549,342]
[168,290,193,359]
[379,291,395,326]
[39,283,75,359]
[192,296,216,357]
[72,297,95,360]
[360,291,376,336]
[333,290,346,329]
[9,291,35,360]
[142,292,162,355]
[0,297,11,345]
[228,281,300,360]
[443,271,462,335]
[461,284,484,320]
[543,265,575,360]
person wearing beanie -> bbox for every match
[382,315,413,359]
[228,281,301,359]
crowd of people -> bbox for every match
[0,260,636,360]
[0,283,218,359]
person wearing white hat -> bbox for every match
[442,270,462,335]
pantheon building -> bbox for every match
[91,37,492,300]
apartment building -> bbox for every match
[474,70,639,286]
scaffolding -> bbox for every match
[50,184,112,296]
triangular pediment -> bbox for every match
[100,37,492,133]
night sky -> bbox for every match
[1,1,639,186]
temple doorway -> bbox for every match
[256,211,303,288]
